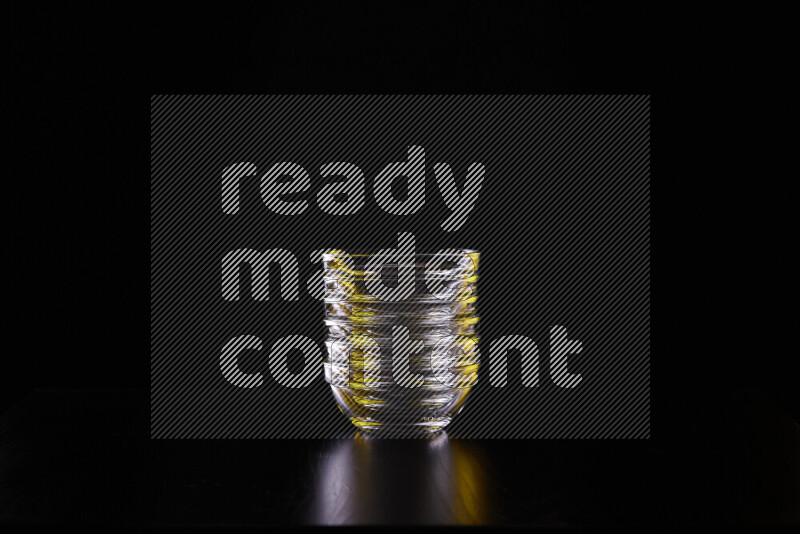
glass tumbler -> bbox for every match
[322,250,480,436]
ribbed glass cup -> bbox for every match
[322,250,479,436]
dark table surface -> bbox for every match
[1,389,797,527]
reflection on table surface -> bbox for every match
[309,431,489,525]
[1,390,798,526]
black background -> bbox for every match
[7,1,659,413]
[4,0,798,528]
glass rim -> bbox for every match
[322,249,480,258]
